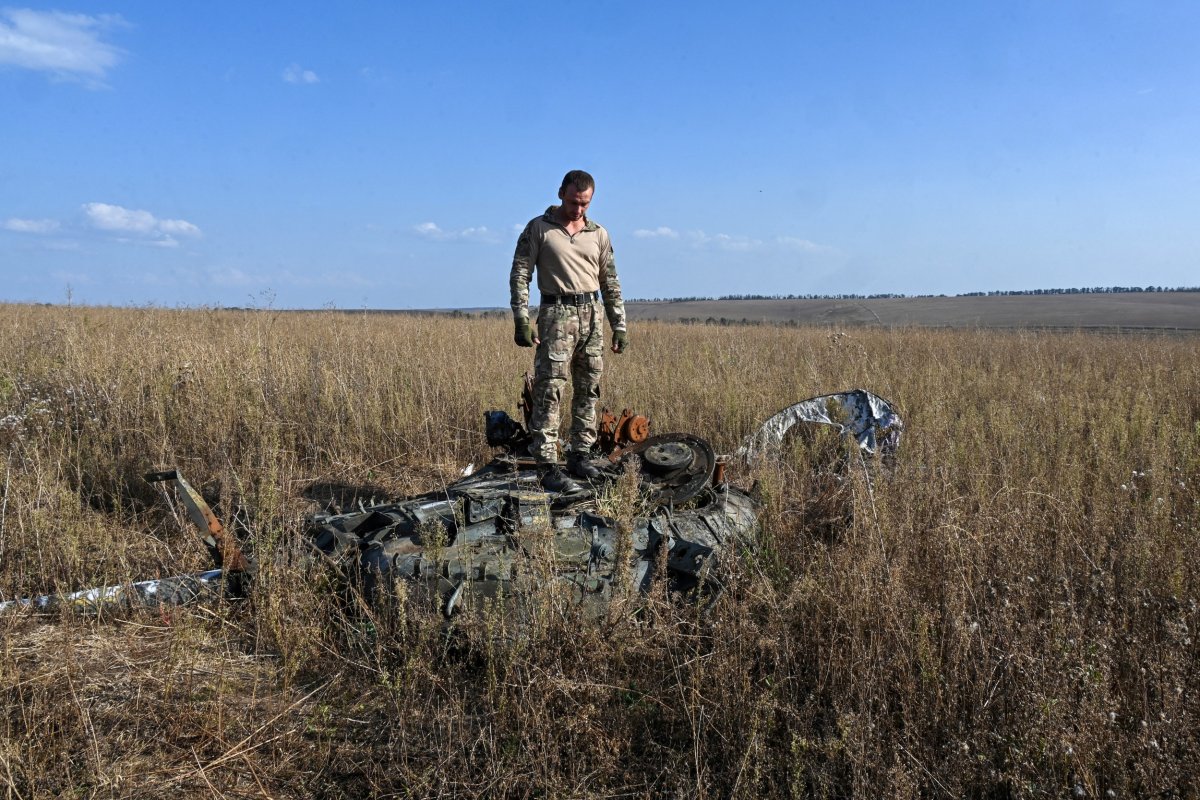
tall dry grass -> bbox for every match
[0,303,1197,798]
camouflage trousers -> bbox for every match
[529,301,605,463]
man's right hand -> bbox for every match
[514,318,535,347]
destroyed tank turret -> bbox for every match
[307,430,759,617]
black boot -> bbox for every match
[566,451,603,480]
[541,465,583,494]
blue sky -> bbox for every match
[2,2,1197,308]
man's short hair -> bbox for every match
[560,170,595,194]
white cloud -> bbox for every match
[85,202,155,232]
[0,8,125,84]
[2,217,59,233]
[282,63,319,84]
[688,230,762,251]
[117,235,179,248]
[459,226,493,241]
[633,226,680,239]
[631,225,837,255]
[83,202,201,245]
[776,236,836,254]
[157,218,201,236]
[414,222,498,243]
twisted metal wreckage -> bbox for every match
[1,387,903,617]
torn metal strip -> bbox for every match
[0,569,225,614]
[145,469,249,572]
[735,389,903,464]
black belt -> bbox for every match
[541,291,599,305]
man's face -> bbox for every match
[557,185,593,222]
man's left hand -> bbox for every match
[514,318,536,347]
[611,330,628,354]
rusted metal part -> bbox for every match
[1,471,247,615]
[598,408,650,457]
[623,414,650,444]
[598,409,619,452]
[144,470,249,572]
[508,371,651,463]
[614,409,650,446]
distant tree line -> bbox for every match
[954,286,1198,297]
[628,286,1200,303]
[631,293,907,302]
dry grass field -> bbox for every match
[0,303,1197,798]
[625,291,1200,330]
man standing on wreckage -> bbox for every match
[510,169,628,493]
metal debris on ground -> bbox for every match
[0,387,903,619]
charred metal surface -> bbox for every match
[616,434,716,504]
[306,416,757,619]
[310,462,760,618]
